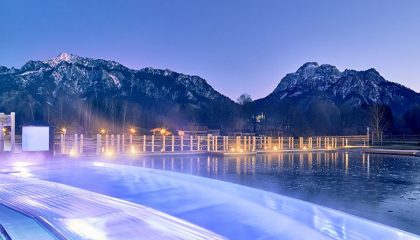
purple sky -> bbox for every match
[1,0,419,100]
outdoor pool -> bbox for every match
[93,150,420,235]
[0,150,419,239]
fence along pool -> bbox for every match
[55,134,368,156]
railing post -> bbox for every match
[215,136,218,152]
[111,134,115,152]
[117,134,121,154]
[143,135,146,152]
[122,135,125,153]
[10,112,15,153]
[181,135,184,151]
[198,136,201,151]
[207,135,210,151]
[162,135,166,152]
[74,134,78,154]
[280,137,283,149]
[61,133,65,154]
[171,135,175,152]
[96,134,101,155]
[151,135,155,152]
[227,136,230,151]
[80,134,84,154]
[190,135,194,151]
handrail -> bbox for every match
[0,224,12,240]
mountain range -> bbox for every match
[0,53,419,135]
[252,62,420,134]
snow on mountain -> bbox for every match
[0,53,239,129]
[264,62,419,113]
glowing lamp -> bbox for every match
[69,149,77,157]
[105,150,114,157]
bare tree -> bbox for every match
[27,94,36,121]
[368,104,391,139]
[122,101,128,133]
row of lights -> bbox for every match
[61,127,139,135]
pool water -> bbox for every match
[2,150,419,237]
[101,150,420,235]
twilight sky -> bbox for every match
[1,0,419,100]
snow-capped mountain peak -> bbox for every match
[264,62,419,115]
[47,52,81,66]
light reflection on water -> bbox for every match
[121,150,420,235]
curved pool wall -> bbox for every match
[0,204,58,240]
[0,173,224,240]
[1,158,418,240]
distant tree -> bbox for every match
[237,93,253,105]
[368,104,392,138]
[404,105,420,134]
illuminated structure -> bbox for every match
[0,112,15,153]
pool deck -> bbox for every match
[363,148,420,156]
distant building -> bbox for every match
[177,126,220,137]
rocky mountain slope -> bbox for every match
[0,55,418,134]
[252,62,419,134]
[0,53,240,131]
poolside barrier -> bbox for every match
[55,134,368,156]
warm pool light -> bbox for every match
[131,146,136,154]
[61,127,67,134]
[100,128,107,135]
[2,128,6,135]
[273,146,278,151]
[230,148,235,152]
[105,150,114,157]
[129,127,136,134]
[69,149,78,157]
[303,146,307,150]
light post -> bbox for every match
[61,127,67,154]
[129,127,136,153]
[367,127,370,147]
